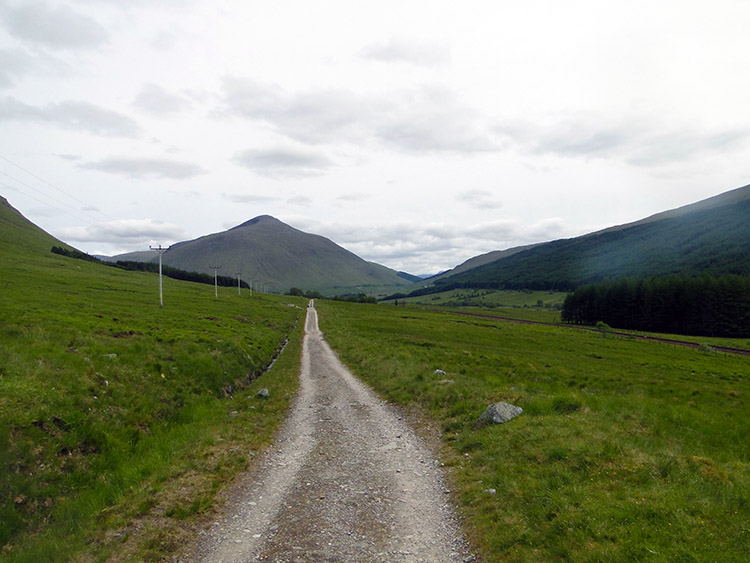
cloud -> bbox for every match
[336,193,369,203]
[132,83,192,115]
[0,49,33,88]
[232,146,334,178]
[223,193,280,204]
[217,76,370,145]
[456,189,503,210]
[360,37,451,69]
[494,113,750,168]
[294,217,580,274]
[79,157,206,179]
[0,1,109,51]
[217,78,498,154]
[287,195,312,206]
[0,96,141,137]
[58,218,186,244]
[627,128,750,167]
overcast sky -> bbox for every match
[1,0,749,274]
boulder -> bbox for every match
[433,369,446,375]
[473,402,523,428]
[255,388,270,399]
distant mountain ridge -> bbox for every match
[429,184,750,291]
[113,215,412,294]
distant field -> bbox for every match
[385,288,567,310]
[0,240,305,561]
[315,300,749,562]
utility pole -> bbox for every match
[210,265,221,298]
[149,244,168,308]
[236,271,242,296]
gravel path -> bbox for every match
[186,303,472,562]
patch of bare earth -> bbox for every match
[182,305,473,562]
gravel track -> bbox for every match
[185,304,472,562]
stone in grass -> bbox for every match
[473,402,523,428]
[433,369,446,375]
[255,388,270,399]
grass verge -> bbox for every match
[315,300,749,562]
[0,235,305,561]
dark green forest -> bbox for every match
[430,199,750,293]
[51,246,249,289]
[561,274,750,337]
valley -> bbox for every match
[1,186,749,561]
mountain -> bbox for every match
[114,215,412,295]
[0,195,69,253]
[430,184,750,291]
[427,243,542,283]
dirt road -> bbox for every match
[186,304,471,562]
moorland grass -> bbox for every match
[315,300,749,562]
[387,288,567,310]
[0,233,305,560]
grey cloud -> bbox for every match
[232,146,334,178]
[456,189,503,210]
[224,193,280,204]
[132,83,192,115]
[627,128,750,167]
[287,195,312,206]
[299,217,580,274]
[59,218,186,244]
[79,157,206,179]
[1,1,109,50]
[217,77,498,154]
[360,37,451,69]
[496,114,750,168]
[336,193,369,203]
[218,77,369,145]
[0,49,32,88]
[0,96,141,137]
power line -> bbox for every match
[0,153,120,224]
[0,154,172,248]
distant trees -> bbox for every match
[562,275,750,337]
[50,246,250,290]
[286,288,323,299]
[51,246,100,263]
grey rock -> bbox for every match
[435,379,455,385]
[474,402,523,428]
[255,388,270,399]
[433,369,446,375]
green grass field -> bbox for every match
[0,207,306,561]
[386,288,567,310]
[315,300,749,562]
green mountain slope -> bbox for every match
[0,196,304,559]
[435,184,750,291]
[0,196,71,253]
[427,242,542,283]
[121,215,411,294]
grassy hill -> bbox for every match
[113,215,412,296]
[0,196,305,560]
[316,299,750,561]
[433,184,750,291]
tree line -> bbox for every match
[561,274,750,337]
[51,246,250,289]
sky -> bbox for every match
[1,0,749,275]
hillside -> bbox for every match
[0,195,305,559]
[427,242,542,283]
[0,196,70,253]
[114,215,411,295]
[432,184,750,291]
